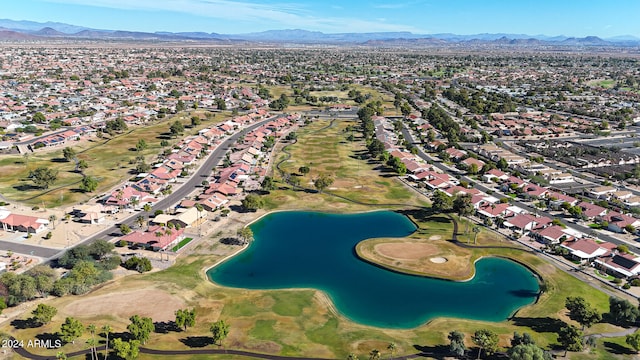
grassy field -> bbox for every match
[2,111,631,360]
[264,118,428,211]
[0,111,226,207]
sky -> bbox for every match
[2,0,640,37]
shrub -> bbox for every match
[630,279,640,287]
[123,257,152,273]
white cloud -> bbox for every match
[42,0,425,33]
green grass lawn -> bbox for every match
[172,237,194,252]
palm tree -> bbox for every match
[87,324,97,360]
[136,215,146,229]
[195,203,204,235]
[86,338,97,360]
[387,342,397,359]
[472,226,481,244]
[130,197,140,210]
[369,349,380,360]
[143,203,152,212]
[49,214,57,229]
[102,324,112,358]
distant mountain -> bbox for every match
[34,27,66,36]
[0,29,40,40]
[560,36,609,46]
[0,18,638,47]
[0,19,89,34]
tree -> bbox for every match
[472,329,499,359]
[387,342,396,359]
[135,139,147,152]
[123,257,152,273]
[29,166,58,189]
[31,303,57,326]
[609,296,640,325]
[136,215,146,229]
[80,176,99,193]
[170,120,184,138]
[191,116,201,127]
[87,324,97,360]
[59,317,84,344]
[453,193,475,234]
[432,190,453,213]
[237,227,254,245]
[626,331,640,353]
[86,338,98,360]
[32,111,46,123]
[368,349,380,360]
[448,330,466,358]
[261,176,276,191]
[127,315,154,344]
[241,194,264,212]
[143,204,152,212]
[120,224,132,235]
[49,214,58,229]
[508,343,552,360]
[210,319,230,346]
[102,324,113,358]
[175,308,196,331]
[314,174,334,192]
[367,139,385,158]
[112,338,140,360]
[511,331,535,346]
[62,147,77,162]
[76,159,88,173]
[0,298,6,314]
[497,158,509,170]
[298,166,310,175]
[558,325,583,355]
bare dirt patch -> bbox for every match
[374,242,439,260]
[428,235,442,240]
[64,288,185,322]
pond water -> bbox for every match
[207,211,539,328]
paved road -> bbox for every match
[0,116,278,259]
[400,126,640,253]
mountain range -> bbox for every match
[1,18,639,47]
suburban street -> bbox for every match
[401,125,640,252]
[0,116,279,260]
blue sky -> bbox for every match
[2,0,639,37]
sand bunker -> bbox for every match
[430,257,448,264]
[374,242,438,260]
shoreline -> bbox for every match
[202,208,542,330]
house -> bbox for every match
[595,253,640,278]
[476,202,511,219]
[72,204,106,224]
[589,186,616,200]
[121,225,185,251]
[504,213,551,233]
[482,169,509,183]
[600,211,640,233]
[579,202,607,219]
[0,213,49,233]
[531,225,573,244]
[198,193,229,211]
[461,157,485,171]
[560,238,611,262]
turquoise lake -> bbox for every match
[207,211,540,328]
